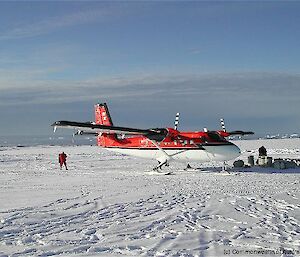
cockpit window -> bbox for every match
[207,132,226,142]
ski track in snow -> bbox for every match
[0,139,300,257]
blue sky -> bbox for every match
[0,1,300,136]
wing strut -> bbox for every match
[146,139,171,170]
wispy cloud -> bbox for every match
[0,7,122,40]
[1,71,300,134]
[189,48,202,55]
[1,72,300,110]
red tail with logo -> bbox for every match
[94,103,114,126]
[95,103,116,147]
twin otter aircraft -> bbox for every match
[52,103,253,170]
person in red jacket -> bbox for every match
[59,152,68,170]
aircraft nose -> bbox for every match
[204,143,241,161]
[229,143,241,159]
[215,143,241,161]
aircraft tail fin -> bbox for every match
[94,103,114,126]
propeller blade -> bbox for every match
[220,118,226,132]
[174,112,180,130]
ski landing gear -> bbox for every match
[222,161,230,174]
[151,160,172,175]
[153,160,169,171]
[184,163,192,171]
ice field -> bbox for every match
[0,139,300,257]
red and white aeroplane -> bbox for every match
[52,103,253,170]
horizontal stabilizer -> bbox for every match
[74,130,98,136]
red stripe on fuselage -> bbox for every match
[97,130,231,149]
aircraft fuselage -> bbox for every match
[97,130,241,163]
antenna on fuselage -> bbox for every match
[220,118,226,132]
[174,112,180,130]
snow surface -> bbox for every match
[0,139,300,257]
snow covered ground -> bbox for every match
[0,139,299,257]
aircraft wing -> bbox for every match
[227,130,254,136]
[218,130,254,137]
[51,121,168,141]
